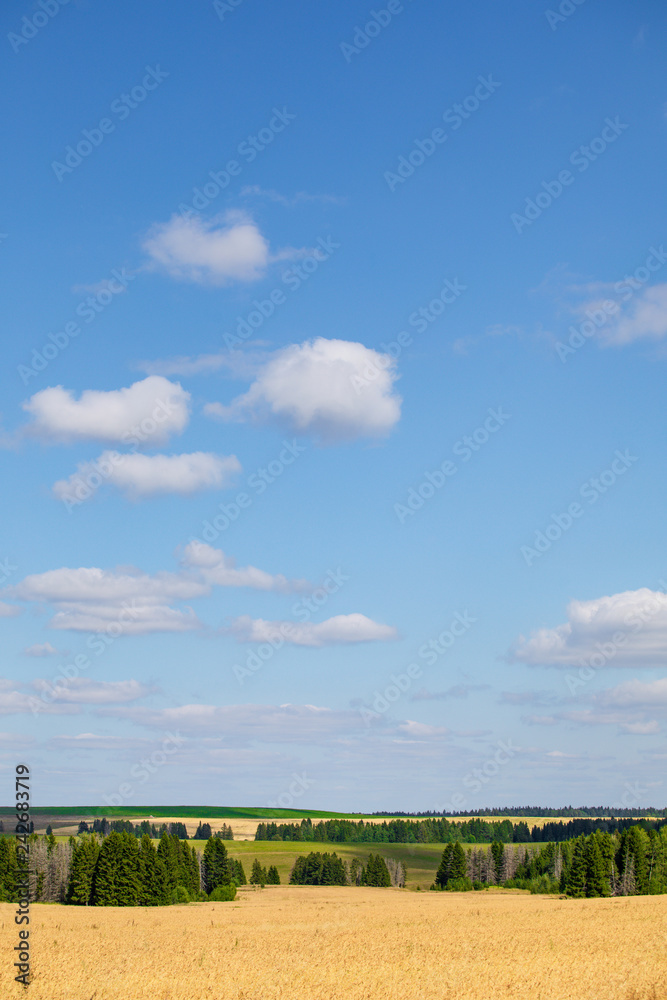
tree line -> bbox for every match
[75,818,234,840]
[256,815,667,845]
[0,832,243,906]
[372,806,667,818]
[433,825,667,897]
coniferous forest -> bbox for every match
[0,820,666,905]
[0,832,243,906]
[255,814,667,845]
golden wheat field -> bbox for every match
[1,887,666,1000]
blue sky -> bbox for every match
[2,0,667,811]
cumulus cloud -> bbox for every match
[512,588,667,668]
[397,720,449,739]
[3,546,310,634]
[227,612,398,647]
[411,684,489,701]
[142,212,295,284]
[48,733,161,751]
[598,284,667,346]
[0,688,78,716]
[181,541,308,593]
[204,337,401,443]
[53,451,241,501]
[600,677,667,708]
[620,720,660,735]
[32,678,157,705]
[24,642,58,657]
[22,376,189,445]
[99,702,386,742]
[0,602,22,618]
[523,703,661,735]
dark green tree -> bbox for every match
[67,836,100,906]
[585,836,610,897]
[565,839,587,898]
[365,854,391,887]
[202,837,231,893]
[91,832,141,906]
[137,835,165,906]
[491,841,504,883]
[266,865,280,884]
[231,858,247,885]
[250,858,267,885]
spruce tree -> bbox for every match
[565,839,587,898]
[67,836,99,906]
[267,865,280,884]
[232,859,247,885]
[490,841,504,883]
[451,842,468,881]
[250,858,266,885]
[202,837,231,893]
[435,844,453,888]
[584,836,610,897]
[157,831,180,897]
[138,835,164,906]
[91,831,140,906]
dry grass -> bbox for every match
[1,888,666,999]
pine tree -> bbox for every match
[266,865,280,884]
[67,836,98,906]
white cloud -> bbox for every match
[136,352,229,377]
[0,602,21,618]
[599,284,667,346]
[512,588,667,668]
[24,642,58,657]
[22,376,189,445]
[601,677,667,708]
[142,212,287,284]
[228,612,398,647]
[620,720,660,735]
[181,541,308,593]
[99,702,385,742]
[32,678,157,705]
[205,337,401,443]
[241,186,346,207]
[4,546,310,635]
[397,720,449,739]
[53,451,241,501]
[48,733,164,751]
[0,689,78,716]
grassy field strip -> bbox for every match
[2,888,665,999]
[221,840,447,888]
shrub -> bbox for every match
[445,877,474,892]
[209,884,237,902]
